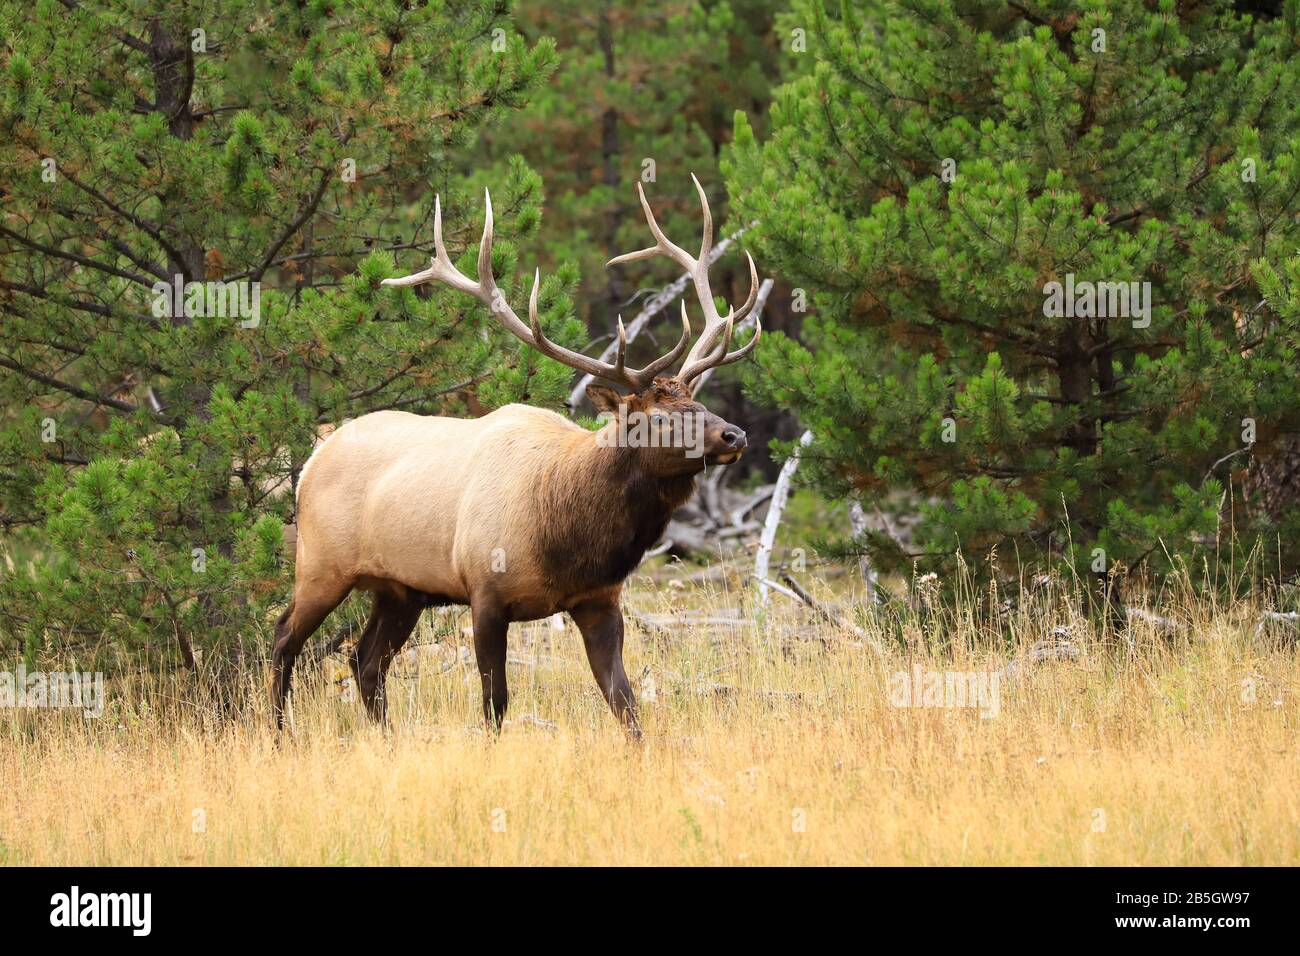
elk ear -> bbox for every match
[585,383,629,415]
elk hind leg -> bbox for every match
[271,575,352,729]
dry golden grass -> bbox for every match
[2,569,1298,865]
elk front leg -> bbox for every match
[470,600,510,730]
[271,576,352,730]
[570,600,641,738]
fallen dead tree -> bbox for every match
[651,478,775,559]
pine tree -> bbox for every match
[0,1,569,665]
[724,0,1300,601]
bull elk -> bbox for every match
[271,177,761,737]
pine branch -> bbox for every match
[0,353,140,414]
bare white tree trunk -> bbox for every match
[755,429,813,608]
[848,500,879,602]
[689,277,774,397]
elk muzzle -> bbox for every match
[704,419,747,465]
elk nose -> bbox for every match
[721,427,747,450]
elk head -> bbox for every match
[583,375,748,476]
[381,175,760,474]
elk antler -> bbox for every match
[381,191,691,392]
[607,175,760,392]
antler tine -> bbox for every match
[634,300,694,382]
[734,250,759,321]
[717,312,762,366]
[380,194,476,292]
[686,312,762,385]
[477,188,496,297]
[525,268,580,367]
[606,181,695,272]
[432,194,451,270]
[613,316,628,379]
[718,309,735,357]
[691,173,712,264]
[526,268,543,337]
[679,308,729,384]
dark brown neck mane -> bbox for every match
[534,435,698,593]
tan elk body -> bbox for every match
[295,404,669,616]
[273,178,761,736]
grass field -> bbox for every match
[2,568,1298,865]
